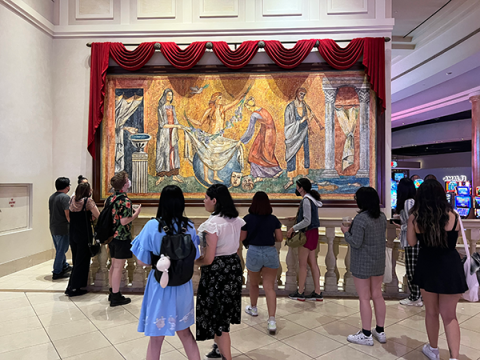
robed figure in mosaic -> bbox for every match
[240,97,283,183]
[155,89,183,185]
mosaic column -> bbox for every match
[322,81,339,178]
[132,152,148,193]
[355,87,370,178]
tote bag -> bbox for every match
[456,211,479,302]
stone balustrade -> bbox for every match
[87,217,480,299]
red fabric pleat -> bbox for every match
[263,39,316,69]
[317,39,364,69]
[109,42,156,71]
[87,43,111,158]
[160,42,207,70]
[87,38,386,156]
[212,41,259,69]
[363,38,386,112]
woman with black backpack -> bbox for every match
[131,185,201,360]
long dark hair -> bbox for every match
[206,184,238,218]
[296,178,321,201]
[355,187,381,218]
[249,191,272,216]
[74,182,91,202]
[156,185,191,232]
[411,179,452,248]
[396,178,416,214]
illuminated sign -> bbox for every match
[442,175,467,182]
[391,161,397,168]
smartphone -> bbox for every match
[390,219,401,225]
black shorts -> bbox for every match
[109,239,132,259]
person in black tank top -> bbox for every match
[407,179,467,360]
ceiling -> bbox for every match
[390,0,480,133]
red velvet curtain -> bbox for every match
[88,38,385,157]
[87,43,110,157]
[264,39,316,69]
[160,42,206,70]
[87,42,156,157]
[212,41,259,69]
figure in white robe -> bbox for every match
[155,89,183,185]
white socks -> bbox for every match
[268,316,275,322]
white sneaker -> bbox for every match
[372,328,386,343]
[422,344,440,360]
[347,330,374,346]
[267,319,277,335]
[399,298,423,307]
[245,305,258,317]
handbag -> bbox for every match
[83,198,100,257]
[383,247,393,283]
[456,211,479,302]
[286,230,307,248]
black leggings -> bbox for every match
[67,237,91,289]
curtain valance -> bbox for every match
[87,38,385,157]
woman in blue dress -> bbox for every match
[131,185,201,360]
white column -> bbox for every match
[132,152,148,193]
[322,77,339,178]
[355,87,370,178]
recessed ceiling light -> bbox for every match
[446,72,452,75]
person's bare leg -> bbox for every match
[353,277,372,330]
[421,289,440,349]
[214,332,232,360]
[176,328,200,360]
[306,250,321,294]
[262,267,278,317]
[155,176,165,186]
[204,164,212,184]
[370,276,386,327]
[213,170,222,182]
[146,336,164,360]
[297,246,310,293]
[110,258,125,293]
[248,270,261,308]
[439,293,461,359]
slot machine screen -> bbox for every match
[475,209,480,217]
[446,193,453,203]
[391,179,398,209]
[394,173,405,182]
[475,197,480,208]
[456,186,470,196]
[446,181,457,192]
[457,208,470,217]
[455,196,471,208]
[414,179,423,188]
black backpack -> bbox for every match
[94,195,125,243]
[152,218,196,287]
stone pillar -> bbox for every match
[132,152,148,193]
[324,227,338,292]
[355,87,370,178]
[322,78,339,178]
[470,93,480,194]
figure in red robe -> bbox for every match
[240,97,283,182]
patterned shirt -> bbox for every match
[106,191,133,241]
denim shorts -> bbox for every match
[245,245,280,272]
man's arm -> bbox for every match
[64,209,70,223]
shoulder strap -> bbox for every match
[156,218,173,235]
[452,212,459,232]
[455,210,470,258]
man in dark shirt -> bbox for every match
[49,177,72,279]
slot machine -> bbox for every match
[455,185,471,218]
[445,181,457,206]
[474,187,480,219]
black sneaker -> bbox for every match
[108,288,112,301]
[205,343,221,358]
[65,288,88,297]
[306,291,324,301]
[63,265,73,273]
[288,290,306,301]
[110,292,131,307]
[52,271,70,280]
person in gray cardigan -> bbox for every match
[341,187,387,346]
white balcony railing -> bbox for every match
[87,217,480,298]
